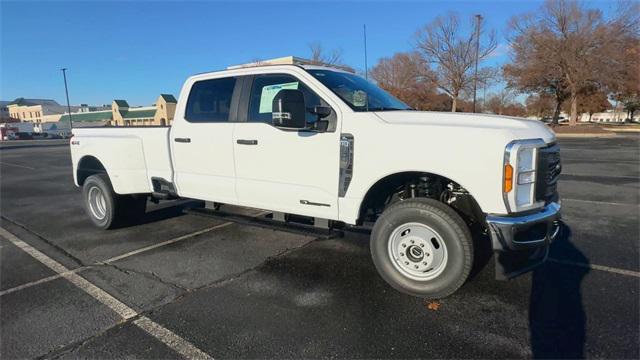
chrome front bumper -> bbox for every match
[486,202,562,279]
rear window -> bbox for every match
[185,77,236,122]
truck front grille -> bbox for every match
[535,143,561,204]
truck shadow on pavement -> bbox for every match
[124,200,196,227]
[529,224,589,359]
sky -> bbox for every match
[1,0,619,106]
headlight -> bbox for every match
[503,139,546,213]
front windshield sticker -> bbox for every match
[259,82,299,113]
[352,90,368,107]
[308,69,410,112]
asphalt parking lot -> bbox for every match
[1,135,638,359]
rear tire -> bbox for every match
[82,174,146,229]
[370,198,473,298]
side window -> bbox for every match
[248,74,325,124]
[185,77,236,122]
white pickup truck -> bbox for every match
[70,58,562,298]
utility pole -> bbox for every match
[61,68,73,129]
[472,14,482,113]
[363,24,369,81]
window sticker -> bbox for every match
[259,81,299,113]
[352,90,368,107]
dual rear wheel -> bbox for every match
[82,174,147,229]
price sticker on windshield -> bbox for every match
[352,90,368,107]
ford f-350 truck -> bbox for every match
[70,57,562,298]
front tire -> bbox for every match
[370,198,473,298]
[82,174,146,229]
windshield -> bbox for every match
[306,69,411,112]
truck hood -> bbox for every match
[373,111,556,143]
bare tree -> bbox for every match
[369,52,429,90]
[415,13,497,112]
[370,52,454,111]
[505,0,639,125]
[525,94,555,119]
[611,22,640,121]
[485,88,516,115]
[570,91,611,122]
[504,9,571,124]
[309,42,344,65]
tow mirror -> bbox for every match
[272,89,306,130]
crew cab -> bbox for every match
[70,57,562,298]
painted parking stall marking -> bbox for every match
[562,198,640,207]
[134,316,213,359]
[548,258,640,278]
[0,226,213,359]
[100,221,235,264]
[0,210,270,297]
[0,268,85,297]
[0,161,36,170]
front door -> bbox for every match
[171,76,239,203]
[232,73,340,219]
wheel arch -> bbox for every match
[356,170,485,224]
[76,155,109,186]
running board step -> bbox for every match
[151,191,177,200]
[185,207,343,239]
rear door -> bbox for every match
[171,76,240,203]
[232,72,341,219]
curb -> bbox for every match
[0,143,68,150]
[603,128,640,133]
[555,133,618,138]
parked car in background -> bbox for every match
[43,132,63,139]
[14,132,33,140]
[70,57,562,299]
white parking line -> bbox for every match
[0,226,212,359]
[1,210,270,297]
[0,161,35,170]
[134,316,212,359]
[562,173,639,180]
[548,258,640,278]
[0,223,234,297]
[101,221,234,264]
[102,210,270,264]
[562,198,640,207]
[0,268,85,297]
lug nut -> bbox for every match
[410,240,415,244]
[405,262,409,265]
[420,244,424,247]
[402,244,406,248]
[414,265,419,269]
[400,253,404,256]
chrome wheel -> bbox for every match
[387,222,448,281]
[87,186,107,220]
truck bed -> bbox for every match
[71,127,173,194]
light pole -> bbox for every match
[472,14,482,113]
[61,68,73,129]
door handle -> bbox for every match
[236,139,258,145]
[174,138,191,143]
